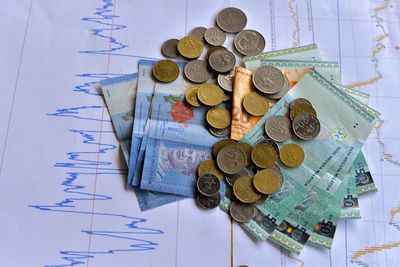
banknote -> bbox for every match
[339,173,361,219]
[243,44,323,69]
[139,62,225,198]
[230,67,262,141]
[352,151,377,194]
[242,70,379,253]
[101,73,138,165]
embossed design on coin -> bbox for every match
[185,87,201,107]
[197,84,224,106]
[206,106,231,129]
[161,39,179,58]
[197,192,221,209]
[292,113,321,140]
[213,139,236,157]
[236,142,253,166]
[234,30,266,56]
[217,71,234,92]
[216,7,247,33]
[253,169,283,194]
[242,91,269,116]
[279,143,305,168]
[265,115,292,142]
[209,49,236,73]
[189,27,207,43]
[226,168,249,187]
[252,66,285,94]
[289,102,317,121]
[216,145,247,175]
[290,98,312,110]
[204,27,226,46]
[177,36,204,59]
[184,60,212,83]
[208,126,230,137]
[251,143,277,168]
[197,173,221,196]
[267,76,290,100]
[230,201,256,223]
[233,175,261,203]
[197,159,224,180]
[152,60,180,83]
[257,138,280,155]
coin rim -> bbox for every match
[234,29,266,56]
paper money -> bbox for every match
[230,67,262,141]
[339,174,361,219]
[352,152,377,194]
[139,62,225,198]
[242,70,379,253]
[101,73,138,165]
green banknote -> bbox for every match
[242,70,379,253]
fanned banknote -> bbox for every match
[242,70,379,253]
[139,62,226,198]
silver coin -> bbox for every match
[229,201,255,223]
[252,66,285,94]
[264,115,292,142]
[267,76,290,100]
[224,184,234,199]
[209,49,236,73]
[189,27,207,43]
[161,39,179,58]
[234,30,266,56]
[206,45,227,59]
[292,112,321,140]
[290,97,312,110]
[204,27,226,46]
[216,7,247,33]
[225,168,249,187]
[216,145,246,175]
[184,60,213,83]
[217,71,234,92]
[257,138,280,155]
[197,192,221,209]
[209,126,230,137]
[197,173,221,196]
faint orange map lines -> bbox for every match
[288,0,300,47]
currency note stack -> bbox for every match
[100,7,380,254]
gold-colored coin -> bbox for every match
[185,87,201,107]
[236,142,253,166]
[197,84,224,106]
[242,91,269,116]
[289,102,316,121]
[197,159,224,180]
[253,169,282,194]
[206,107,231,129]
[177,36,204,59]
[213,139,236,157]
[233,175,261,203]
[279,143,305,168]
[251,143,277,168]
[152,60,180,83]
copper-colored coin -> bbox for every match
[197,159,224,180]
[152,60,180,83]
[289,102,317,121]
[185,87,201,107]
[236,142,253,166]
[279,143,305,168]
[251,143,277,168]
[213,139,236,157]
[253,169,283,194]
[233,175,261,203]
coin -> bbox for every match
[279,143,305,168]
[189,27,207,43]
[197,159,224,180]
[233,175,261,203]
[252,66,285,94]
[206,45,227,59]
[197,84,224,106]
[216,7,247,33]
[177,36,204,59]
[161,39,179,58]
[234,30,266,56]
[213,139,236,157]
[254,194,269,204]
[204,27,226,46]
[208,126,230,137]
[209,49,236,73]
[216,145,247,175]
[289,102,317,121]
[217,71,234,92]
[152,60,180,83]
[206,106,231,129]
[292,113,321,140]
[242,91,269,116]
[225,168,249,187]
[230,201,255,223]
[264,115,292,142]
[184,60,213,83]
[258,138,280,155]
[251,143,277,168]
[253,169,283,194]
[267,76,290,100]
[290,98,312,110]
[236,142,253,166]
[196,192,221,209]
[185,87,201,107]
[197,173,221,196]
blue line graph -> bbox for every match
[28,1,164,266]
